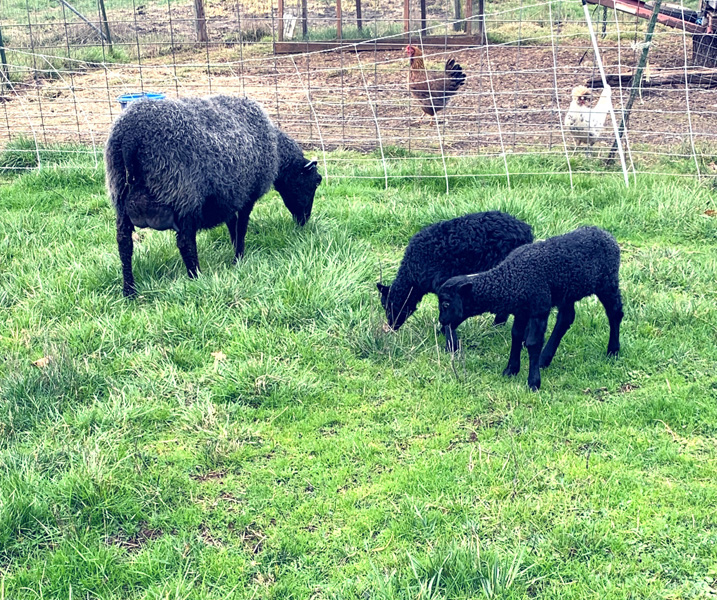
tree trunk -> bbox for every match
[194,0,208,43]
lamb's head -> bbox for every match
[376,282,419,331]
[274,157,322,226]
[437,276,475,327]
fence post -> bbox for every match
[404,0,410,34]
[336,0,342,39]
[0,25,8,93]
[194,0,208,43]
[356,0,362,31]
[420,0,426,32]
[301,0,308,39]
[477,0,486,44]
[97,0,113,52]
[278,0,284,41]
[607,0,662,162]
[453,0,462,31]
[465,0,471,34]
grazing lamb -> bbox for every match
[376,211,533,351]
[105,95,322,297]
[437,226,623,391]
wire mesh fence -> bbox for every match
[0,0,715,185]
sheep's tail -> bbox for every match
[105,126,143,212]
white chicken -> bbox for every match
[564,84,613,154]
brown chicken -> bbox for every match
[406,45,466,117]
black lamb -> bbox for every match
[437,226,623,391]
[105,94,322,297]
[376,211,534,351]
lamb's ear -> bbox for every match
[457,280,473,299]
[303,157,318,171]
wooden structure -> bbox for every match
[585,0,717,66]
[274,0,486,54]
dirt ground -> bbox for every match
[1,34,715,168]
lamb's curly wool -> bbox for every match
[438,226,623,390]
[377,211,533,351]
[105,95,322,297]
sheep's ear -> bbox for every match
[303,158,318,171]
[457,281,472,299]
[376,282,389,296]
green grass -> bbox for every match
[1,148,717,599]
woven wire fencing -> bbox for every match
[0,0,715,185]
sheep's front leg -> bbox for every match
[226,207,252,262]
[443,324,459,353]
[117,210,136,297]
[525,314,549,391]
[539,303,575,368]
[503,314,528,377]
[176,224,200,279]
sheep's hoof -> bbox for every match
[607,347,620,357]
[502,365,520,377]
[528,381,541,392]
[123,286,137,298]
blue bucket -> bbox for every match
[118,92,166,110]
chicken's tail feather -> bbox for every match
[444,58,467,88]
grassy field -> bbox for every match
[1,149,717,599]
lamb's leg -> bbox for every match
[598,287,623,357]
[116,210,136,297]
[525,314,549,391]
[539,303,575,368]
[226,207,252,262]
[493,312,509,326]
[503,314,528,377]
[176,224,200,279]
[443,324,459,353]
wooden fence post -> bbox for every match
[404,0,410,33]
[194,0,208,43]
[453,0,463,32]
[477,0,486,44]
[465,0,471,34]
[301,0,308,39]
[336,0,342,39]
[420,0,426,32]
[356,0,362,31]
[278,0,284,41]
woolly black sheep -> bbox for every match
[105,95,322,297]
[376,211,533,351]
[437,226,623,391]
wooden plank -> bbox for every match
[584,0,707,34]
[274,35,484,54]
[278,0,284,42]
[587,66,717,87]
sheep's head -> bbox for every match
[376,282,419,331]
[437,277,473,327]
[275,157,322,226]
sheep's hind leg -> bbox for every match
[117,211,136,297]
[525,314,549,391]
[226,207,252,262]
[598,288,623,357]
[176,224,200,279]
[503,314,528,377]
[539,303,575,369]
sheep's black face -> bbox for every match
[276,160,322,226]
[438,280,473,327]
[376,283,416,330]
